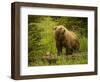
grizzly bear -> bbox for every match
[54,25,80,55]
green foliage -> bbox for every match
[38,17,57,54]
[28,15,88,66]
[80,36,88,52]
[56,52,87,65]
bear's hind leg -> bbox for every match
[66,48,73,55]
[66,48,68,55]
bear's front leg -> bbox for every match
[56,43,62,56]
[57,47,62,56]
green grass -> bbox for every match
[28,52,88,66]
[80,37,88,52]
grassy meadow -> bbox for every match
[28,15,88,66]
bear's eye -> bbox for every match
[59,27,62,30]
[61,29,65,34]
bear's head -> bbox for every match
[53,25,67,35]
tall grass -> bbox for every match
[80,36,88,52]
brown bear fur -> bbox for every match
[54,25,80,55]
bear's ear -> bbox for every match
[53,26,57,30]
